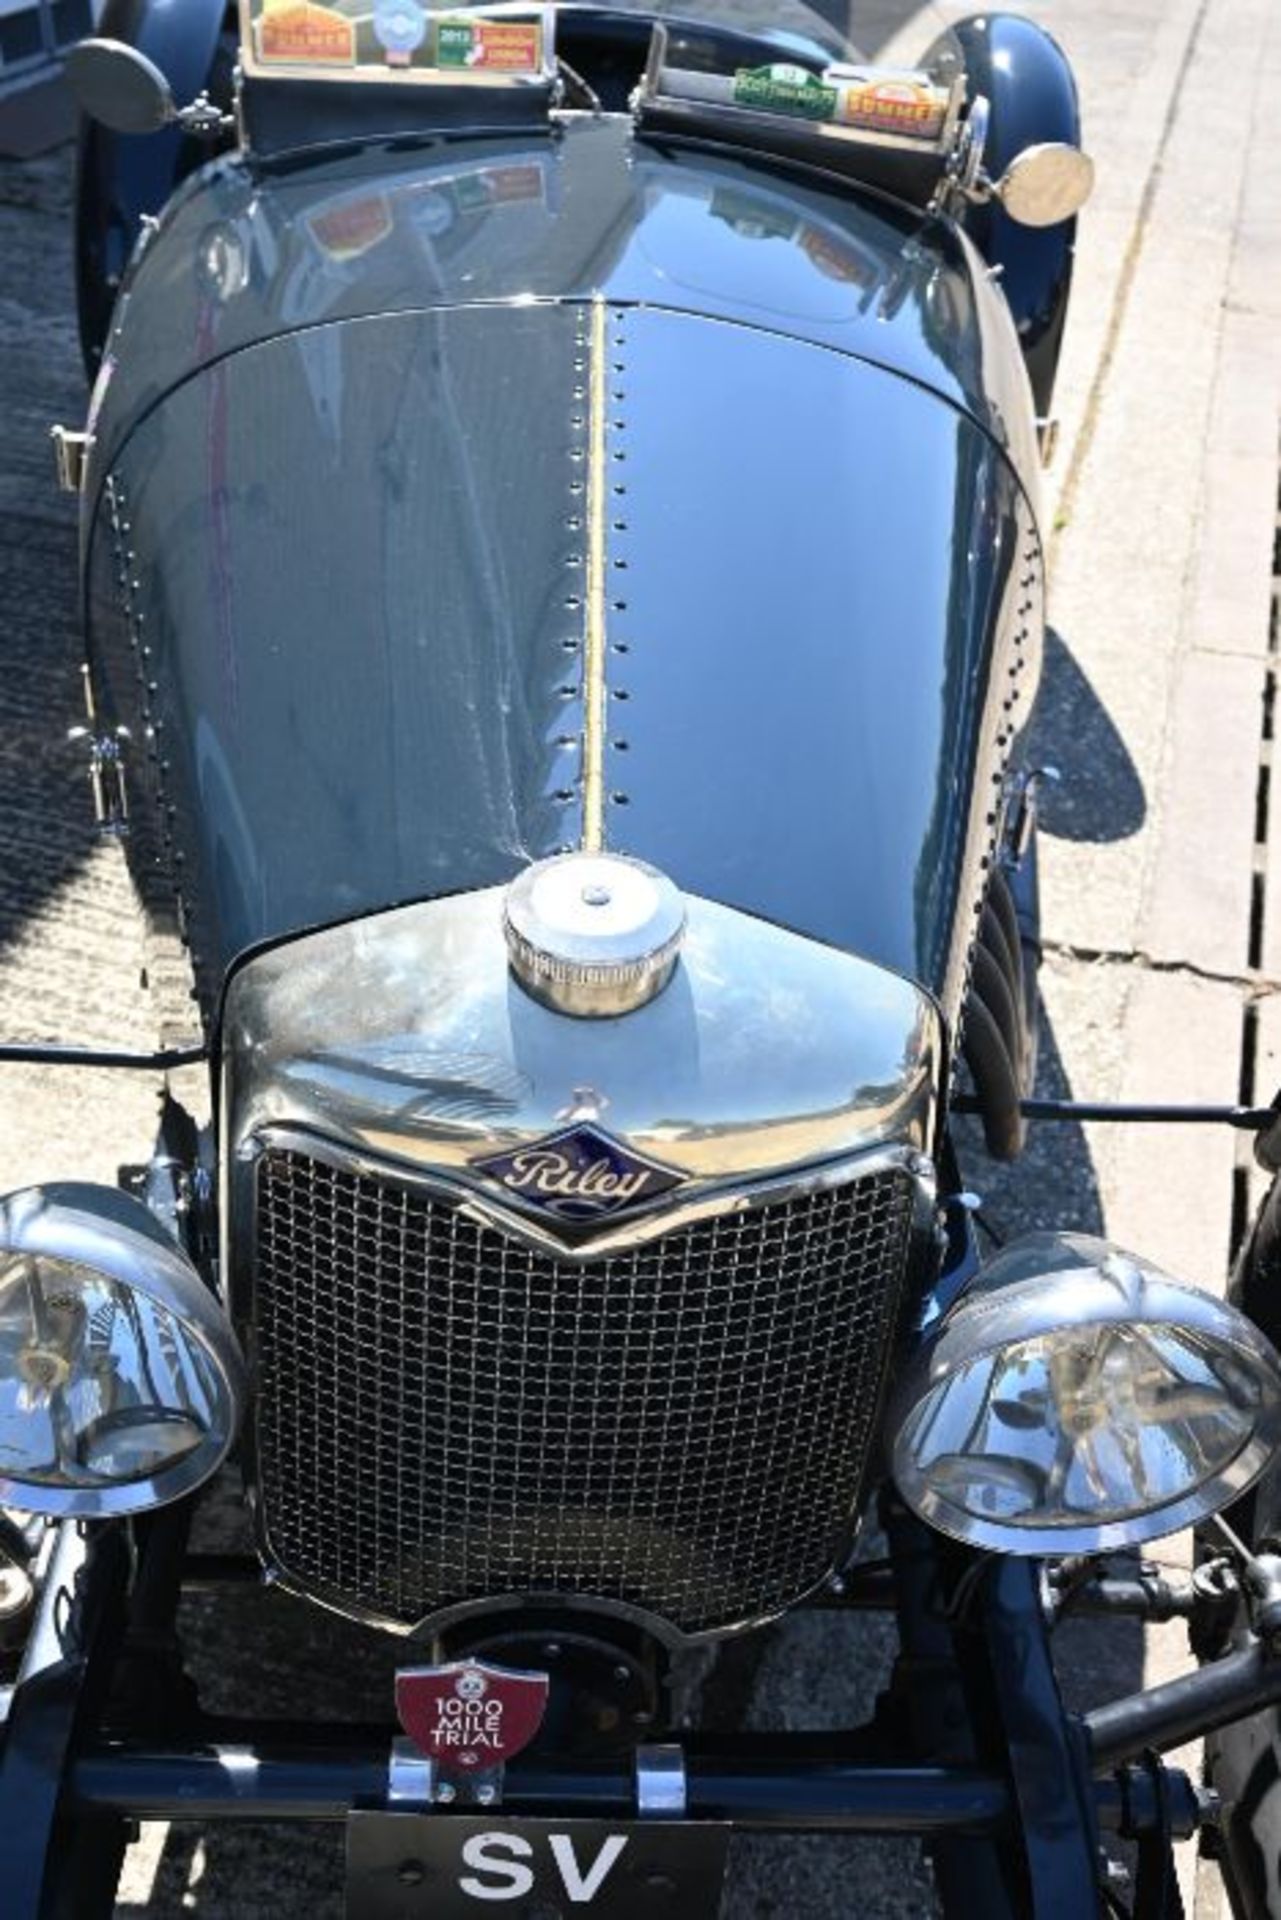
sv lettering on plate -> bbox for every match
[459,1831,629,1903]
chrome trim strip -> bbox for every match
[582,293,609,853]
[255,1513,896,1652]
[387,1737,437,1807]
[240,1126,927,1264]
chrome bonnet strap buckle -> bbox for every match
[634,1743,687,1818]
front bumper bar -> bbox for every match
[66,1725,1200,1841]
[71,1736,1012,1830]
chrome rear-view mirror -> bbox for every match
[64,38,175,135]
[993,141,1095,226]
[66,38,231,139]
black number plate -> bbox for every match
[346,1811,729,1918]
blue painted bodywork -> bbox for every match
[74,0,229,372]
[942,13,1083,416]
[84,118,1043,1021]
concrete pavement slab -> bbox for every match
[1189,448,1277,662]
[1207,310,1281,463]
[1031,0,1217,528]
[1140,649,1264,979]
[1226,0,1281,322]
[1037,0,1272,963]
[1104,968,1243,1284]
[0,152,84,524]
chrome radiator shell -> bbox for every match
[222,887,943,1641]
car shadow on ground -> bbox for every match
[1031,628,1148,846]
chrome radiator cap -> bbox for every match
[503,853,685,1017]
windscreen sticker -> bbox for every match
[242,0,547,81]
[373,0,428,64]
[728,59,952,145]
[833,69,950,142]
[255,0,356,66]
[732,64,837,122]
[435,15,542,69]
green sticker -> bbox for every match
[732,63,838,122]
[435,18,475,66]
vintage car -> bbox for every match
[6,1,1281,1914]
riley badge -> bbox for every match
[471,1122,684,1222]
[396,1660,550,1771]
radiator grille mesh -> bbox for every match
[251,1146,916,1635]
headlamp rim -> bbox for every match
[891,1231,1281,1556]
[0,1181,245,1518]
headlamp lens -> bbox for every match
[0,1184,244,1517]
[905,1320,1261,1529]
[892,1233,1281,1554]
[0,1256,222,1491]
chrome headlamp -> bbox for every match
[0,1183,244,1517]
[891,1232,1281,1554]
